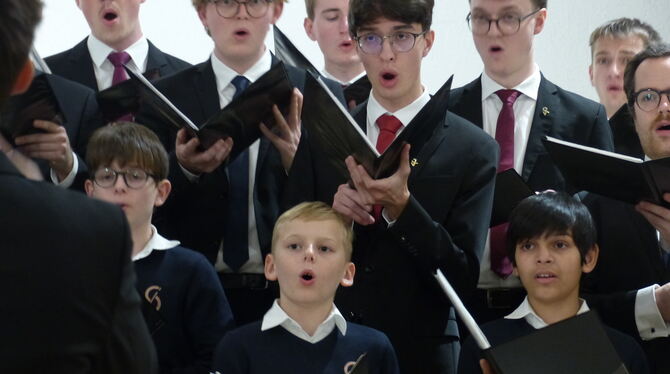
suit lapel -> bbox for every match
[144,41,168,81]
[67,38,98,90]
[192,61,221,124]
[521,75,557,180]
[458,78,484,128]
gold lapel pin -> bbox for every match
[410,158,419,167]
[542,107,550,116]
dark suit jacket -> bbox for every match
[45,38,191,91]
[448,75,614,192]
[582,193,670,373]
[609,104,644,159]
[0,153,156,373]
[285,104,499,373]
[135,57,345,264]
[458,317,649,374]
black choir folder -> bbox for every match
[273,25,371,105]
[490,169,534,227]
[543,136,670,208]
[1,73,63,141]
[301,72,453,180]
[483,311,629,374]
[97,62,293,153]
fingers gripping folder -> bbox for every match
[433,270,630,374]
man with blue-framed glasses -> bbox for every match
[449,0,614,327]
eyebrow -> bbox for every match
[471,5,522,14]
[320,8,342,15]
[357,23,415,34]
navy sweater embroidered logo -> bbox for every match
[144,285,162,311]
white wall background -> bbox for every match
[35,0,670,101]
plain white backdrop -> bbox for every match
[35,0,669,101]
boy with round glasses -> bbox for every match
[285,0,498,372]
[85,122,235,373]
[449,0,614,326]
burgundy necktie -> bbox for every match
[107,51,133,121]
[490,89,521,278]
[373,114,403,221]
[107,51,131,86]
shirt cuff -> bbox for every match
[179,162,200,183]
[635,284,670,340]
[50,152,78,188]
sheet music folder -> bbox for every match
[490,169,534,227]
[97,62,293,155]
[301,72,453,180]
[543,136,670,208]
[433,270,628,374]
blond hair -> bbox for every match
[272,202,354,258]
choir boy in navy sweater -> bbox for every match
[84,122,234,374]
[458,192,649,374]
[211,201,399,374]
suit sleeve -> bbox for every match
[388,131,499,295]
[103,212,158,374]
[211,331,248,374]
[588,104,615,152]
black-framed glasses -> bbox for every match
[633,88,670,112]
[466,8,542,36]
[93,168,155,189]
[212,0,273,19]
[353,30,428,55]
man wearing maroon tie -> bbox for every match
[286,0,498,372]
[448,0,613,325]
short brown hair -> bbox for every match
[272,202,354,259]
[589,18,661,60]
[468,0,547,10]
[349,0,434,37]
[624,43,670,115]
[191,0,287,10]
[304,0,316,19]
[86,122,169,181]
[0,0,42,106]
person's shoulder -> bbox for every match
[44,38,88,65]
[540,75,603,114]
[152,61,207,89]
[446,110,498,147]
[147,39,191,71]
[220,321,265,346]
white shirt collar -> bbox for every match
[481,64,541,103]
[261,299,347,344]
[87,34,149,71]
[210,48,272,94]
[505,296,590,329]
[321,69,367,86]
[366,88,431,129]
[132,225,180,262]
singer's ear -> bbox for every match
[11,60,34,95]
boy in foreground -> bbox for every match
[458,192,648,374]
[85,122,234,373]
[212,201,399,374]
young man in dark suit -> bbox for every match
[448,0,614,324]
[136,0,344,327]
[582,43,670,373]
[0,0,156,372]
[45,0,190,91]
[286,0,498,372]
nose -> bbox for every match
[535,245,554,264]
[660,93,670,113]
[379,37,395,61]
[235,1,250,19]
[488,20,503,37]
[339,16,349,33]
[113,173,127,191]
[304,245,316,263]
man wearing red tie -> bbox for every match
[448,0,613,324]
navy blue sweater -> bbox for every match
[212,321,399,374]
[135,246,235,374]
[458,317,649,374]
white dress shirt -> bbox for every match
[262,299,347,343]
[506,296,590,329]
[477,65,542,289]
[87,34,149,91]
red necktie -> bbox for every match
[490,89,521,278]
[373,114,403,221]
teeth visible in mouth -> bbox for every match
[537,274,553,278]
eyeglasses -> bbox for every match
[466,8,541,36]
[353,30,428,55]
[633,88,670,112]
[212,0,273,19]
[93,168,155,189]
